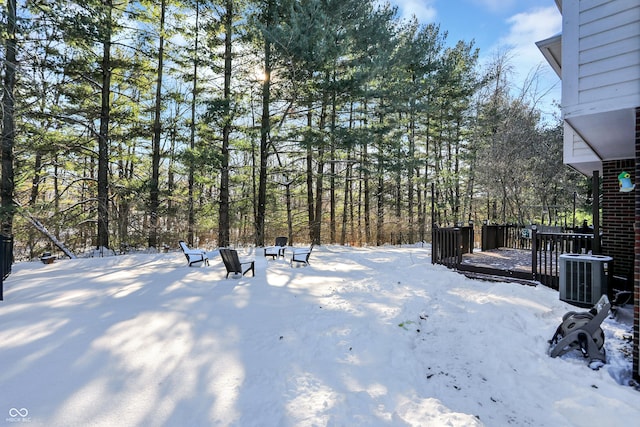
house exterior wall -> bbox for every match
[563,123,602,173]
[562,0,640,118]
[538,0,640,381]
[602,160,635,286]
[634,107,640,381]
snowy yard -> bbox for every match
[0,245,638,426]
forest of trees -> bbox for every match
[0,0,587,260]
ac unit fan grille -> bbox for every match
[564,260,593,303]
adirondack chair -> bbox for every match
[264,236,288,259]
[179,240,209,266]
[220,248,255,278]
[290,244,313,266]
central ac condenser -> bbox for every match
[559,254,612,307]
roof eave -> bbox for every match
[536,34,562,78]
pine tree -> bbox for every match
[1,0,17,235]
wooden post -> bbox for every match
[593,170,601,254]
[431,182,435,264]
[531,226,538,281]
[455,228,462,267]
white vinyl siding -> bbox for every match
[563,0,640,117]
[563,122,601,174]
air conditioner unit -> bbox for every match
[559,254,612,307]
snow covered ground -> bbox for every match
[0,244,638,427]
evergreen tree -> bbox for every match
[1,0,17,235]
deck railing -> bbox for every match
[532,229,597,289]
[433,224,597,288]
[431,226,474,266]
[432,226,533,282]
[431,227,462,268]
[0,233,14,301]
[481,224,532,251]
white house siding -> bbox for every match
[562,122,602,174]
[563,0,640,117]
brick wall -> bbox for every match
[635,107,640,381]
[602,159,635,285]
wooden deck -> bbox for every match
[462,248,532,272]
[432,226,584,288]
[459,248,538,285]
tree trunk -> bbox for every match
[375,106,384,246]
[312,86,328,245]
[188,0,200,246]
[29,153,42,206]
[313,153,324,245]
[341,102,355,245]
[97,0,112,249]
[416,167,423,242]
[21,210,76,259]
[256,0,274,247]
[407,75,416,243]
[340,148,351,245]
[394,127,402,243]
[1,0,17,235]
[218,0,233,247]
[306,106,315,243]
[329,74,337,243]
[362,99,371,244]
[166,126,176,233]
[376,171,384,246]
[148,0,166,249]
[285,182,293,244]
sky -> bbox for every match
[388,0,563,120]
[1,245,638,426]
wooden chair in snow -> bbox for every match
[220,248,255,278]
[40,252,55,264]
[179,240,209,266]
[290,244,313,266]
[264,236,288,259]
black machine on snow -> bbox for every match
[548,294,610,367]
